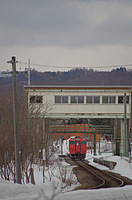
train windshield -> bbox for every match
[76,142,80,146]
[81,141,87,144]
[69,141,75,144]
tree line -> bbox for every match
[0,67,132,87]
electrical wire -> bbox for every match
[18,61,132,70]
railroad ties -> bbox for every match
[61,155,124,189]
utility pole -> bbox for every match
[123,93,128,156]
[7,56,21,184]
[28,59,30,85]
[130,90,132,162]
[42,117,45,183]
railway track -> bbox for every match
[62,155,124,189]
[75,159,124,189]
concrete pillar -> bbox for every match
[120,119,125,155]
[114,118,121,156]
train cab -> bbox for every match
[69,137,87,160]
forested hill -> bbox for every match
[0,67,132,86]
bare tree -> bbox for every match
[0,86,53,184]
[0,86,14,181]
[0,82,57,185]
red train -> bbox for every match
[69,137,87,160]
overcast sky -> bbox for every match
[1,0,132,72]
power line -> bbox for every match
[18,61,132,70]
[18,61,73,69]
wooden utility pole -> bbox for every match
[130,90,132,162]
[28,59,30,85]
[7,56,21,184]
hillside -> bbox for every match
[0,67,132,87]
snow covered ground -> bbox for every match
[1,139,132,200]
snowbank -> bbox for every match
[1,140,132,200]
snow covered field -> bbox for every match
[1,140,132,200]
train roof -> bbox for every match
[69,137,87,141]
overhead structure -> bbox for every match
[24,85,132,156]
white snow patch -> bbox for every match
[1,140,132,200]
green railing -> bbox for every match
[120,153,130,158]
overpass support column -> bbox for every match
[120,119,129,157]
[114,119,117,155]
[115,119,121,156]
[120,119,125,155]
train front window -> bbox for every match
[69,141,75,144]
[81,141,86,144]
[76,142,80,146]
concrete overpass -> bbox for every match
[24,85,132,156]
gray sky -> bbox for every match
[0,0,132,72]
